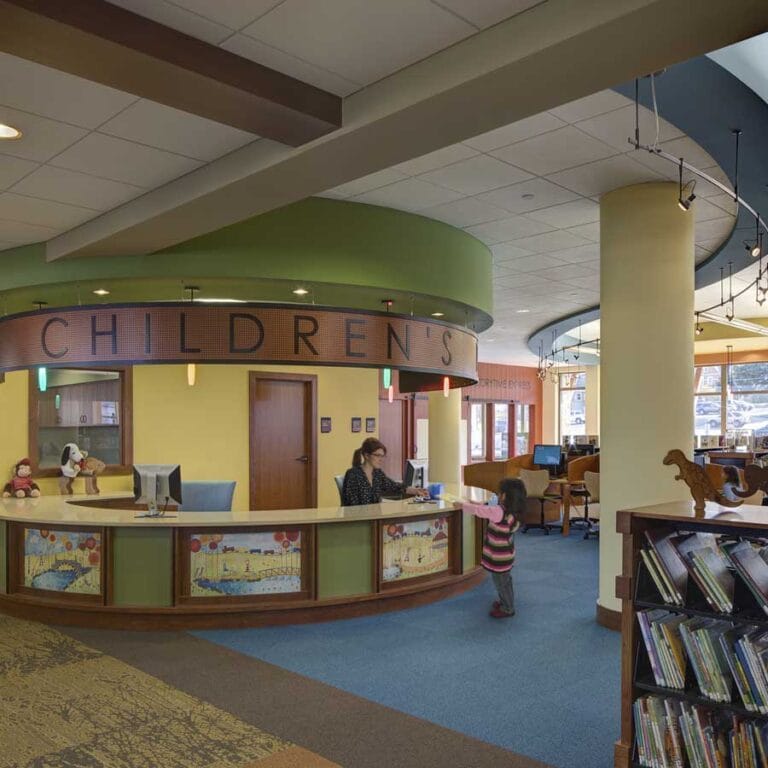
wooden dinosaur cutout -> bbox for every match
[734,463,768,499]
[663,449,743,515]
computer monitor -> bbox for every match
[133,464,182,517]
[533,444,563,476]
[404,459,428,489]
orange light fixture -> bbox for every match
[187,363,196,386]
[443,376,450,397]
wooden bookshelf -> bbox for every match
[615,501,768,768]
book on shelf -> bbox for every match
[669,532,733,613]
[641,548,676,605]
[722,541,768,616]
[645,527,688,605]
[637,609,686,690]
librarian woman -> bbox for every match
[341,438,427,506]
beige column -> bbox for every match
[599,182,694,615]
[428,389,462,485]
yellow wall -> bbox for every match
[0,365,379,509]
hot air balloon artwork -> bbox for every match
[23,528,101,594]
[381,516,450,582]
[189,530,302,596]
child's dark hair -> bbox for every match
[498,477,527,517]
[723,465,740,485]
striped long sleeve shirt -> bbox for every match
[481,512,519,573]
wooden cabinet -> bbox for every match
[615,502,768,768]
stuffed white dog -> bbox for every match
[59,443,88,495]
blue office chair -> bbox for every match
[179,481,236,512]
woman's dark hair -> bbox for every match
[723,465,740,485]
[352,438,387,467]
[498,477,527,517]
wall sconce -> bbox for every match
[388,385,394,403]
[443,376,450,398]
[37,367,47,392]
[187,363,196,387]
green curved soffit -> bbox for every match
[0,199,493,330]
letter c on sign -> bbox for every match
[41,317,69,359]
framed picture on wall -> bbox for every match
[351,417,361,433]
[366,417,375,433]
[320,417,332,433]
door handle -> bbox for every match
[295,455,309,463]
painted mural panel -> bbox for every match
[382,517,449,582]
[189,531,301,597]
[24,528,101,594]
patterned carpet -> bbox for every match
[0,615,338,768]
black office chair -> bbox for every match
[334,474,345,504]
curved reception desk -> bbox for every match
[0,490,486,629]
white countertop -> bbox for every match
[0,486,489,528]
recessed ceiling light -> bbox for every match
[516,309,530,313]
[292,288,309,296]
[521,193,535,200]
[431,312,444,317]
[0,123,21,140]
[92,288,110,296]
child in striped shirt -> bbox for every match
[482,477,525,619]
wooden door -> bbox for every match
[378,398,405,481]
[249,373,317,510]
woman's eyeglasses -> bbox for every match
[370,452,386,458]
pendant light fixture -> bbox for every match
[443,376,450,398]
[37,367,47,392]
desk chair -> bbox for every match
[582,471,600,539]
[334,475,345,504]
[179,481,236,512]
[519,469,562,535]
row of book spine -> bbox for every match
[634,694,768,768]
[638,609,768,713]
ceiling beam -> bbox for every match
[0,0,341,146]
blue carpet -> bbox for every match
[195,529,619,768]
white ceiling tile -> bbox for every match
[693,197,734,223]
[707,193,738,216]
[351,177,464,211]
[0,53,138,129]
[99,100,257,161]
[0,192,94,228]
[478,177,580,214]
[157,0,282,30]
[390,143,479,176]
[567,275,600,290]
[10,166,144,212]
[565,222,600,242]
[630,149,680,180]
[433,0,543,29]
[0,107,87,163]
[500,254,570,273]
[0,154,39,191]
[695,245,711,263]
[0,219,59,244]
[105,0,232,43]
[525,198,600,228]
[465,215,554,244]
[531,262,596,281]
[418,154,531,195]
[222,34,360,97]
[328,169,408,198]
[549,90,633,123]
[550,243,600,263]
[490,126,617,176]
[241,0,474,85]
[511,229,591,252]
[420,197,510,227]
[695,216,736,242]
[463,112,566,152]
[546,154,663,197]
[697,237,730,252]
[51,133,203,187]
[575,105,683,152]
[490,243,534,262]
[659,137,717,171]
[698,165,734,197]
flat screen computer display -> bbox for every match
[404,459,428,489]
[533,444,562,468]
[133,464,182,516]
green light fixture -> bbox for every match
[54,393,61,409]
[37,367,47,392]
[382,368,392,388]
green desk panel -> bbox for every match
[111,527,173,607]
[317,522,372,599]
[462,512,476,572]
[0,521,6,593]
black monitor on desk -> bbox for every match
[533,444,564,476]
[404,459,428,489]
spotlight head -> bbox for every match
[752,243,761,258]
[726,311,734,322]
[695,325,703,336]
[678,198,689,212]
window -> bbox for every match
[30,367,133,476]
[694,362,768,436]
[470,403,485,460]
[559,372,586,439]
[516,404,531,456]
[493,403,509,460]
